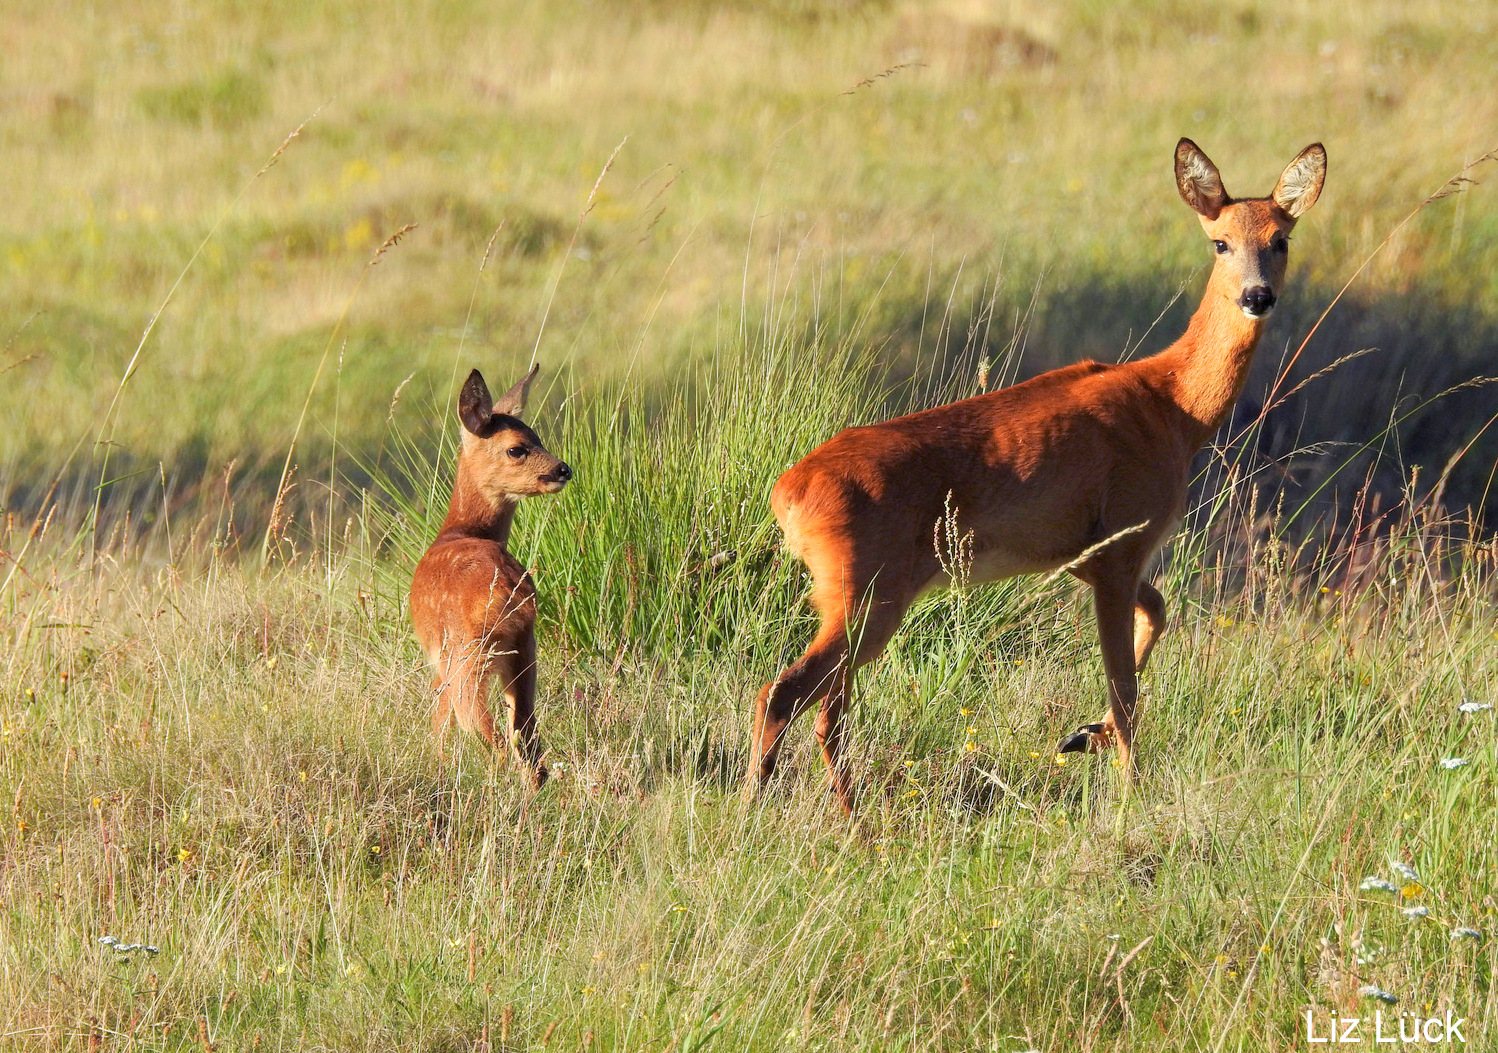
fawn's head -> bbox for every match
[1175,138,1326,320]
[457,365,572,497]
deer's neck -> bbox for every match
[437,464,518,547]
[1155,278,1267,443]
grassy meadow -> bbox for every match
[4,0,1498,1049]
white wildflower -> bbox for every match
[1358,984,1398,1004]
[1439,757,1469,769]
[1452,927,1481,941]
[1402,906,1430,918]
[97,934,158,956]
[1359,877,1398,893]
[1390,861,1419,883]
[1457,701,1491,714]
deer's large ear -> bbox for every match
[492,363,539,418]
[1272,143,1326,218]
[458,369,495,436]
[1175,138,1227,220]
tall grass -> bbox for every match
[5,326,1496,1047]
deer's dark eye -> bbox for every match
[1213,240,1230,255]
[507,445,528,460]
[1272,236,1290,253]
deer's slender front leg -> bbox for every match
[1059,574,1153,770]
[1091,575,1142,780]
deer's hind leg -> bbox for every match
[813,598,908,813]
[747,620,849,796]
[490,627,547,789]
[433,639,500,751]
[430,673,454,746]
[748,555,912,812]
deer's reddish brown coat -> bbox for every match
[409,365,572,787]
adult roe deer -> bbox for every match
[747,139,1327,812]
[410,365,572,788]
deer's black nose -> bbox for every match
[1240,286,1276,317]
[555,462,572,482]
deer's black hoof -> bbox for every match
[1058,723,1107,754]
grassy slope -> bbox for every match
[5,344,1498,1050]
[3,0,1498,513]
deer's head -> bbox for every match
[1176,138,1327,320]
[457,365,572,498]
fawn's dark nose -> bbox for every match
[1240,286,1276,318]
[555,462,572,482]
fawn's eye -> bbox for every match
[507,445,527,460]
[1213,240,1230,255]
[1272,236,1290,253]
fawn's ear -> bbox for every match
[1175,138,1227,220]
[1272,143,1327,218]
[492,363,540,418]
[458,369,495,436]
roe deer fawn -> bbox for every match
[748,139,1326,812]
[410,365,572,788]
